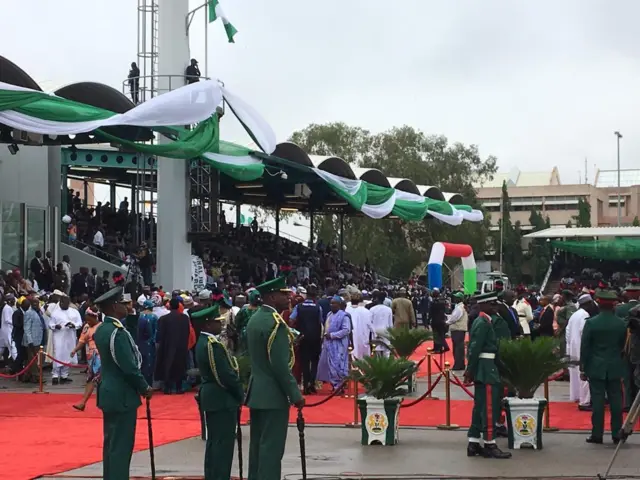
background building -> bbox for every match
[475,167,640,232]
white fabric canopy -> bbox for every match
[0,80,223,135]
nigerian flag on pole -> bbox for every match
[208,0,238,43]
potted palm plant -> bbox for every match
[376,327,432,393]
[498,337,566,450]
[352,355,418,446]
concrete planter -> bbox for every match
[503,397,547,450]
[358,396,402,446]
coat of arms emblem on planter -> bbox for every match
[366,412,388,434]
[514,413,535,437]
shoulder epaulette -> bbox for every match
[113,319,124,329]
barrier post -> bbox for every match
[425,348,439,400]
[344,349,354,399]
[345,377,360,428]
[543,378,558,432]
[33,346,49,395]
[437,362,459,430]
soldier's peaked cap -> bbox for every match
[595,289,618,301]
[256,276,291,296]
[93,286,125,306]
[474,291,499,304]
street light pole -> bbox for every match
[614,131,622,226]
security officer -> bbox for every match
[193,304,244,480]
[246,276,305,480]
[616,286,640,411]
[580,289,627,444]
[93,286,152,480]
[289,284,323,394]
[464,291,511,459]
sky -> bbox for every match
[4,0,640,187]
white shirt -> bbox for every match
[346,303,375,359]
[446,302,468,331]
[93,230,104,247]
[370,304,393,352]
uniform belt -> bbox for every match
[479,353,496,359]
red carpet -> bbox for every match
[0,387,632,480]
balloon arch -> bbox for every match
[427,242,477,295]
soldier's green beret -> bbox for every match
[94,286,125,306]
[595,289,618,301]
[256,276,291,296]
[190,304,223,321]
[474,291,499,304]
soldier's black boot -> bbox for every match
[467,441,484,457]
[482,443,512,459]
[585,436,603,444]
[495,425,508,438]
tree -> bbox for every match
[492,182,524,282]
[528,209,551,283]
[573,197,592,227]
[633,216,640,227]
[289,123,497,279]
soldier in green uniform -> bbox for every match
[193,304,244,480]
[556,290,577,362]
[580,289,628,444]
[616,286,640,411]
[246,276,305,480]
[93,286,152,480]
[464,292,511,459]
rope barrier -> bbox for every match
[449,372,475,399]
[0,353,39,379]
[305,379,350,408]
[400,372,443,408]
[44,353,87,369]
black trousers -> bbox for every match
[299,339,321,389]
[451,330,466,370]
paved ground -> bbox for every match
[8,364,627,479]
[48,427,638,479]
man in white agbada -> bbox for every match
[49,295,82,384]
[346,291,375,360]
[566,293,596,408]
[369,291,394,357]
[0,294,17,360]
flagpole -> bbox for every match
[204,1,209,78]
[499,197,504,273]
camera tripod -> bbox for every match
[598,388,640,480]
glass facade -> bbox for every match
[0,202,50,273]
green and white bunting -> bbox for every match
[208,0,238,43]
[0,80,483,225]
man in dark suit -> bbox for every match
[155,298,191,394]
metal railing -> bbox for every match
[540,249,559,293]
[121,74,213,104]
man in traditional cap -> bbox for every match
[193,304,243,480]
[555,290,577,379]
[246,276,305,480]
[93,286,151,480]
[464,292,511,459]
[580,290,627,444]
